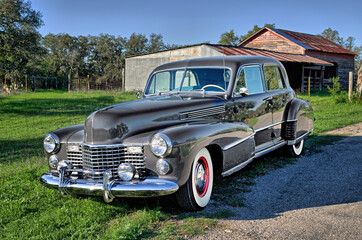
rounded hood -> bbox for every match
[84,95,226,144]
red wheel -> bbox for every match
[176,148,214,211]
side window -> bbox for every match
[234,66,264,95]
[276,67,286,88]
[173,70,185,90]
[264,65,286,91]
[181,70,197,89]
[148,72,170,94]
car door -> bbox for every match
[263,64,293,143]
[228,65,274,150]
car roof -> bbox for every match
[152,56,282,73]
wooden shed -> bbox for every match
[238,27,357,90]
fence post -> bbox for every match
[308,76,311,103]
[348,71,353,102]
[32,76,35,92]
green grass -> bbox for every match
[0,89,361,239]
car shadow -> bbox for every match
[205,135,362,220]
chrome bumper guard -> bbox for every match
[40,168,179,202]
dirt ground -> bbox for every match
[325,122,362,136]
[192,122,362,240]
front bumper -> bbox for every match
[40,169,179,202]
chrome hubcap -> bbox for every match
[194,157,209,197]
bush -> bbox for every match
[327,76,361,104]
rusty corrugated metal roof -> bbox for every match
[275,28,356,55]
[212,45,333,65]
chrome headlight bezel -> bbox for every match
[43,133,60,154]
[150,133,172,157]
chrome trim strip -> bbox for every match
[40,173,179,199]
[255,141,287,158]
[180,105,225,120]
[287,128,313,145]
[221,157,254,177]
[255,121,283,132]
[82,143,143,148]
[222,132,255,151]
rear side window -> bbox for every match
[264,65,286,91]
[234,65,264,95]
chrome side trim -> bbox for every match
[255,141,287,158]
[222,157,254,177]
[287,128,313,145]
[40,173,179,199]
[255,121,283,132]
[179,105,225,120]
[222,132,255,151]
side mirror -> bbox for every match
[136,91,141,99]
[239,87,249,96]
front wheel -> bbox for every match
[286,139,304,157]
[176,148,214,211]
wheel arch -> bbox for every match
[282,99,314,140]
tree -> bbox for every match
[88,34,125,89]
[218,29,240,45]
[320,28,344,45]
[125,33,148,56]
[320,28,361,74]
[147,33,165,53]
[42,33,87,92]
[0,0,43,89]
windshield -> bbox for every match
[145,67,231,95]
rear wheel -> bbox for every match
[176,148,214,211]
[286,139,304,157]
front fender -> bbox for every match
[155,121,254,186]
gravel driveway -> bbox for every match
[193,126,362,240]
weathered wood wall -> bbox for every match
[305,51,354,89]
[240,30,305,54]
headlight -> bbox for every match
[44,133,60,153]
[150,134,172,157]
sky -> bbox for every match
[30,0,362,47]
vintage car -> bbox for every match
[40,56,314,211]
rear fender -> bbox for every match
[282,99,314,141]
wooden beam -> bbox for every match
[320,67,325,90]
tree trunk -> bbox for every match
[68,72,71,92]
[358,66,362,97]
[25,75,28,92]
[87,75,90,91]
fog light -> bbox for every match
[49,155,59,169]
[57,160,73,177]
[117,163,135,181]
[157,159,171,175]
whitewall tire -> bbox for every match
[176,148,214,211]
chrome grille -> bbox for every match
[67,144,83,168]
[82,144,145,180]
[66,143,145,180]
